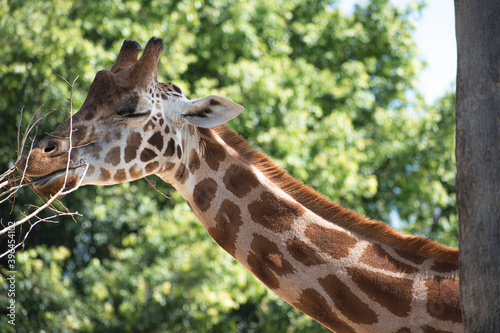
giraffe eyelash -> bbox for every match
[126,111,151,118]
[117,106,151,118]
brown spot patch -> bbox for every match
[188,124,195,136]
[90,142,102,159]
[164,125,170,134]
[85,112,94,120]
[247,234,295,290]
[129,164,143,179]
[86,165,95,177]
[173,84,182,94]
[104,132,112,144]
[145,161,159,174]
[304,224,357,259]
[72,126,87,143]
[347,266,413,318]
[147,131,164,151]
[143,119,154,132]
[192,177,217,212]
[319,274,378,325]
[223,165,259,198]
[360,244,419,274]
[285,238,326,266]
[114,169,127,182]
[421,326,455,333]
[161,93,168,100]
[140,148,157,162]
[161,162,176,172]
[164,138,175,157]
[208,200,243,257]
[174,163,189,184]
[425,277,462,323]
[396,328,412,333]
[394,249,427,265]
[176,144,182,159]
[199,135,226,171]
[292,289,356,333]
[248,191,304,233]
[188,149,200,173]
[104,147,121,166]
[124,132,142,163]
[430,261,458,273]
[99,168,111,181]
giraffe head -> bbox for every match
[19,37,243,197]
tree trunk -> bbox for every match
[455,0,500,331]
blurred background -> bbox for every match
[0,0,457,331]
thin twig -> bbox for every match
[0,163,88,237]
[0,218,61,259]
[145,176,172,200]
[0,73,86,245]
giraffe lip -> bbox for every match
[34,169,75,187]
[32,167,83,198]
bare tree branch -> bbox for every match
[0,74,86,258]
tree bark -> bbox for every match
[455,0,500,331]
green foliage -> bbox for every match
[0,0,456,331]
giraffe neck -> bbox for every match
[158,125,462,333]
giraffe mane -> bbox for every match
[213,124,459,264]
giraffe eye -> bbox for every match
[117,106,150,118]
[126,111,150,118]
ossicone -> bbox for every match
[128,37,164,86]
[111,40,143,74]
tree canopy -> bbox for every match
[0,0,457,331]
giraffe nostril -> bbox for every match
[43,144,57,154]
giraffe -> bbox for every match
[19,37,462,333]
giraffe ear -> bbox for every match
[181,95,244,128]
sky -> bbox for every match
[339,0,457,103]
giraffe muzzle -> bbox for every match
[17,136,86,197]
[18,136,71,177]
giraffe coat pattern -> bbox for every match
[18,37,462,333]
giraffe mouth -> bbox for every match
[31,159,88,197]
[31,168,80,198]
[34,168,76,187]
